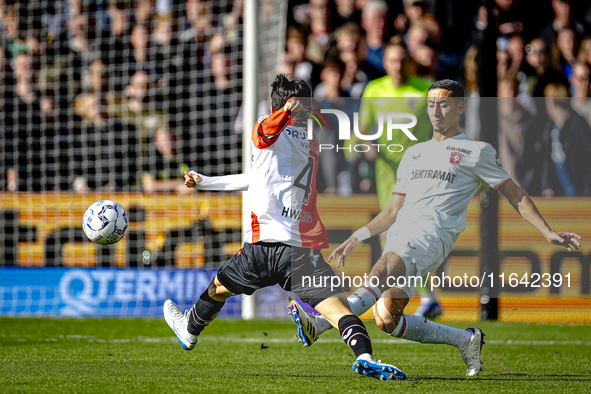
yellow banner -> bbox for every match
[1,192,589,323]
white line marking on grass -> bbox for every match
[2,334,591,346]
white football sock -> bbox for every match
[315,313,332,334]
[356,353,375,362]
[316,283,382,335]
[348,284,382,316]
[391,314,471,349]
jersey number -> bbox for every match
[294,156,315,205]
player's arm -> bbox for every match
[252,98,303,149]
[328,193,405,267]
[499,180,582,251]
[184,171,250,191]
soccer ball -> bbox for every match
[82,200,129,245]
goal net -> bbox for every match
[0,0,288,318]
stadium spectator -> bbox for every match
[300,0,336,65]
[405,23,427,57]
[87,59,110,96]
[142,120,193,194]
[128,24,152,76]
[506,34,526,81]
[97,1,133,92]
[539,0,585,48]
[3,52,46,191]
[334,20,360,53]
[179,0,214,45]
[284,26,315,88]
[3,6,25,60]
[577,36,591,65]
[497,47,511,79]
[112,70,163,141]
[552,27,578,79]
[571,61,591,97]
[125,70,150,113]
[413,41,438,82]
[497,75,533,188]
[100,0,130,55]
[333,22,371,95]
[540,83,591,197]
[72,93,138,192]
[358,0,388,77]
[339,49,368,98]
[433,0,480,79]
[334,0,361,26]
[153,14,185,115]
[313,59,353,196]
[485,0,524,36]
[134,0,154,25]
[523,38,570,98]
[400,0,441,45]
[570,62,591,126]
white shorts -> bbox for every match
[383,215,457,299]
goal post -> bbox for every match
[240,0,288,319]
[240,0,258,320]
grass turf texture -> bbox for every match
[1,318,590,393]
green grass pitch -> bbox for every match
[1,317,590,393]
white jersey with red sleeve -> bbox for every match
[244,101,329,249]
[392,133,511,234]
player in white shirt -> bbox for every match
[163,74,405,381]
[290,80,583,377]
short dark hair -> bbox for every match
[428,79,465,101]
[270,74,312,111]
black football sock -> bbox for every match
[187,291,225,336]
[338,315,373,358]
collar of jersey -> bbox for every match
[430,132,467,143]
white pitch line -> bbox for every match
[2,334,591,346]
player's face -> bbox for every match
[427,89,464,133]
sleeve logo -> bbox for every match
[495,154,503,168]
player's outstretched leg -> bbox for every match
[164,277,227,350]
[163,300,199,350]
[375,294,486,377]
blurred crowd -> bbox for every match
[284,0,591,197]
[1,0,591,197]
[1,0,243,193]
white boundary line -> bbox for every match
[1,335,590,346]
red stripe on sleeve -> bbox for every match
[493,178,511,189]
[392,192,406,196]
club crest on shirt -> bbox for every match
[450,152,463,166]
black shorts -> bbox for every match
[216,242,344,308]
